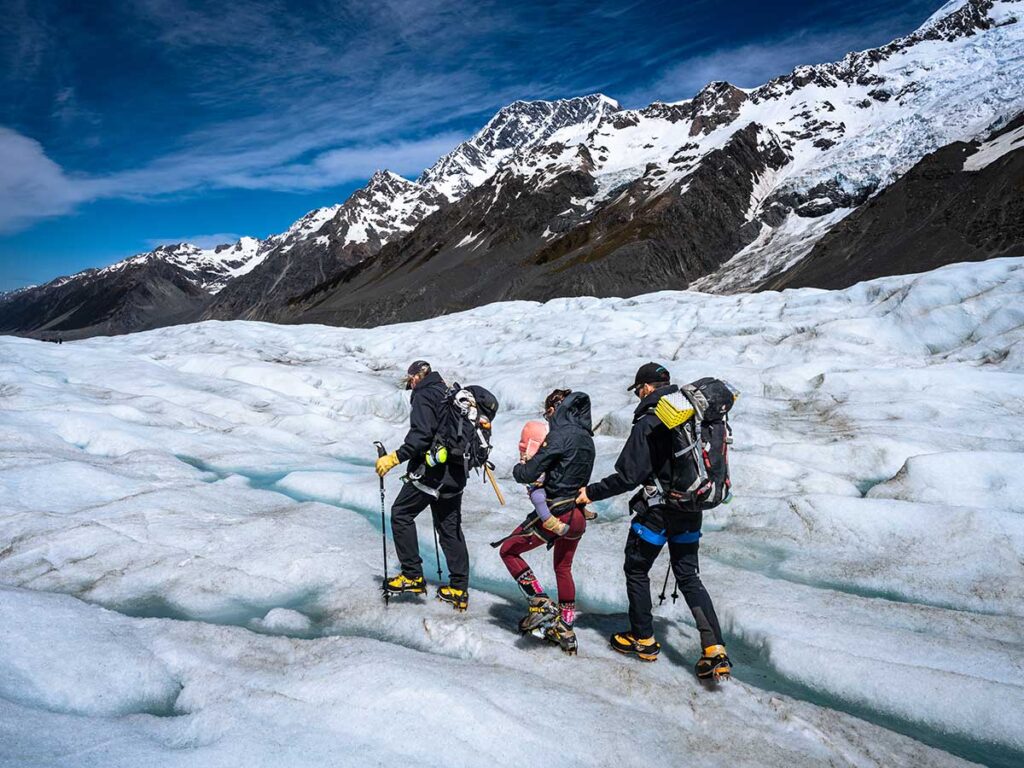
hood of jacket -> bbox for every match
[550,391,593,434]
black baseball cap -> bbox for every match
[402,360,431,389]
[627,362,670,392]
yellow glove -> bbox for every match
[542,515,569,537]
[375,451,400,477]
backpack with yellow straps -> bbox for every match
[654,377,738,510]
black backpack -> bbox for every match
[431,383,500,473]
[655,377,737,510]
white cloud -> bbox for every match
[0,127,93,233]
[223,133,467,191]
[0,0,515,233]
[0,125,469,234]
[0,0,667,233]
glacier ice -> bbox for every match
[1,257,1023,767]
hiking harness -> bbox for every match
[488,496,583,550]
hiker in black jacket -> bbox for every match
[577,362,731,679]
[499,389,596,654]
[376,361,471,610]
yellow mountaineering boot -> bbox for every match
[384,573,426,595]
[695,644,732,681]
[610,632,661,662]
[437,585,469,612]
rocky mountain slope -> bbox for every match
[4,0,1023,337]
[0,239,266,339]
[203,171,446,321]
[291,123,792,326]
[0,258,212,340]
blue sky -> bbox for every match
[0,0,942,290]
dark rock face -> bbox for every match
[288,124,790,328]
[770,176,877,219]
[525,124,789,298]
[688,82,748,136]
[763,114,1024,291]
[638,102,687,122]
[0,260,211,340]
[289,166,596,327]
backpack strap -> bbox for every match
[679,384,708,422]
[679,420,708,487]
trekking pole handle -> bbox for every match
[374,441,386,459]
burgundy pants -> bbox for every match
[499,506,586,603]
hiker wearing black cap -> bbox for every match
[576,362,731,678]
[376,361,471,610]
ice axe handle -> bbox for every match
[485,464,506,506]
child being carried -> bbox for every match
[519,419,569,536]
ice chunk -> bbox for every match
[0,587,180,717]
[249,608,314,636]
[869,451,1024,512]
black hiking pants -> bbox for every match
[391,481,469,591]
[624,504,723,648]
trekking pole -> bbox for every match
[374,441,390,606]
[658,562,671,605]
[433,524,443,583]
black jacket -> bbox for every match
[395,371,466,491]
[586,384,677,502]
[513,391,595,502]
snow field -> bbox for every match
[2,257,1024,766]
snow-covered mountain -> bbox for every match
[0,236,270,339]
[7,0,1023,338]
[3,94,629,334]
[290,0,1024,327]
[202,170,448,321]
[200,97,623,323]
[2,256,1022,766]
[418,94,622,200]
[262,170,443,255]
[107,238,267,294]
